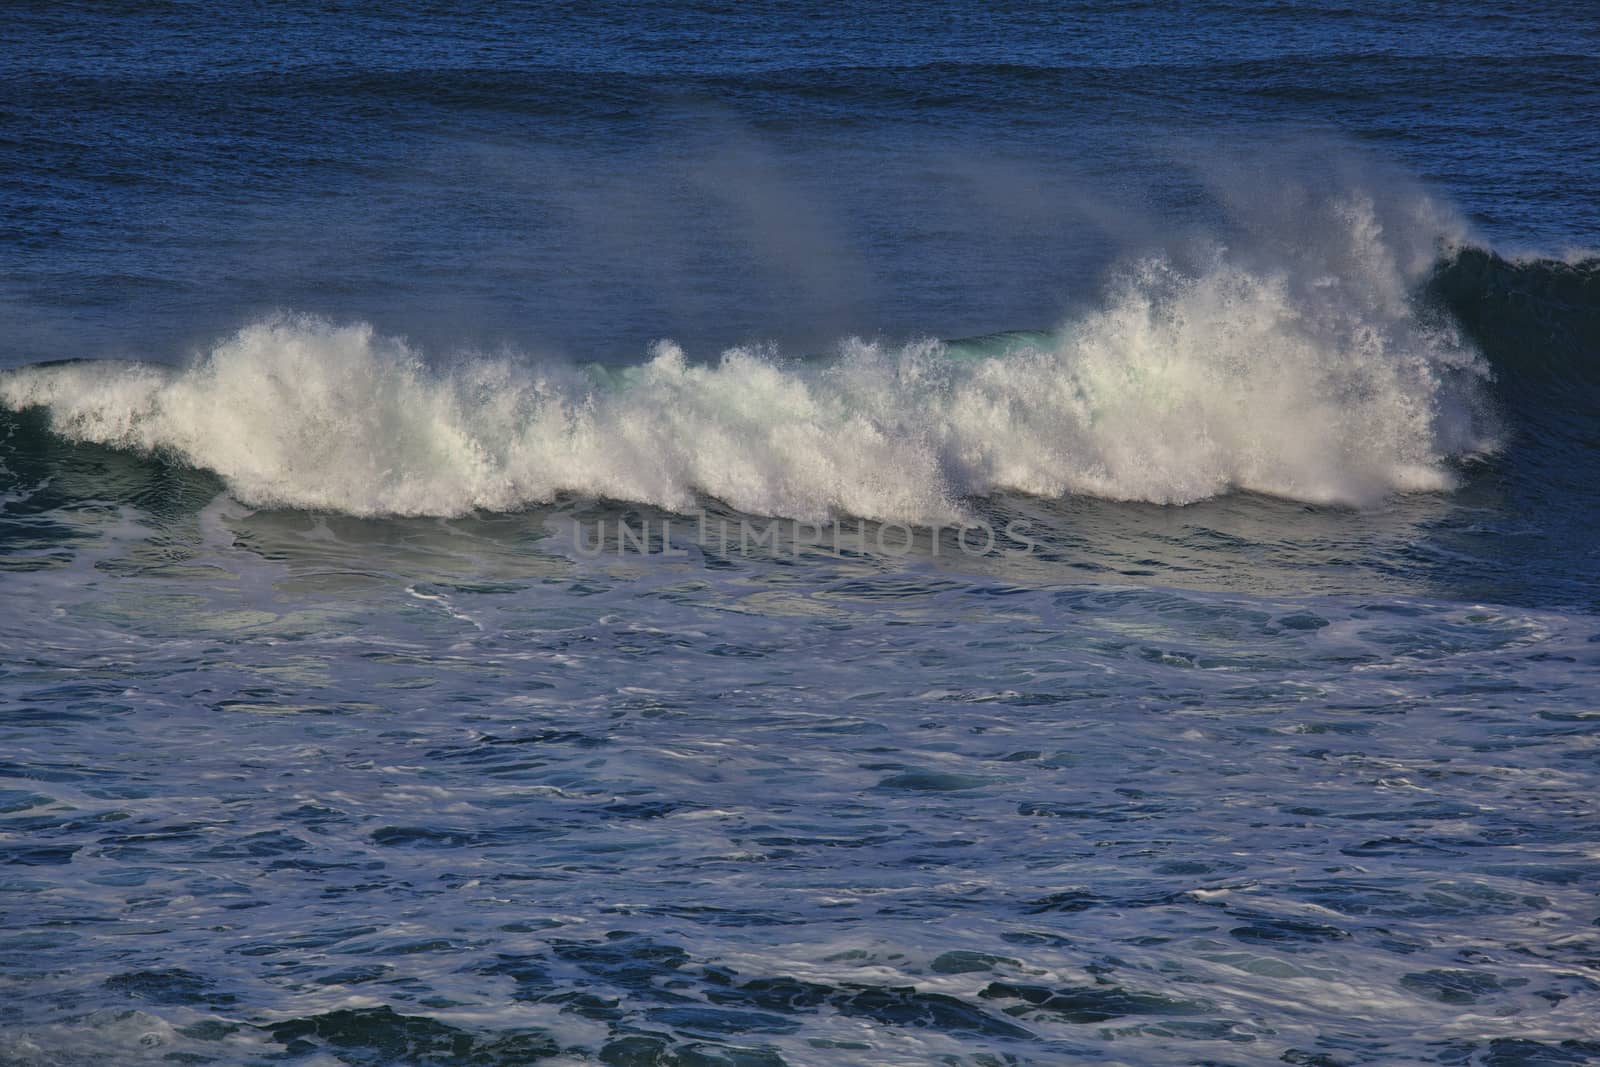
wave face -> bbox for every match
[1429,246,1600,409]
[0,194,1501,521]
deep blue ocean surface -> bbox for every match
[3,4,1599,1065]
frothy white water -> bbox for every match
[0,195,1497,522]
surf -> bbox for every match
[0,193,1531,523]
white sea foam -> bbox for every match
[0,194,1497,522]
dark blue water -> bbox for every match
[6,2,1597,363]
[3,4,1599,1065]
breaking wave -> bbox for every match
[0,193,1515,522]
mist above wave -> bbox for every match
[0,192,1499,522]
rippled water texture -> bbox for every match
[1,495,1597,1065]
[4,2,1600,1065]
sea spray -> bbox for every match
[0,196,1500,520]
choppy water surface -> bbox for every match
[2,482,1598,1065]
[4,2,1600,1065]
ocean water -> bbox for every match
[3,4,1599,1065]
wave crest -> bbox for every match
[0,197,1500,521]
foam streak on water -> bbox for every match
[0,499,1598,1065]
[5,3,1600,1059]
